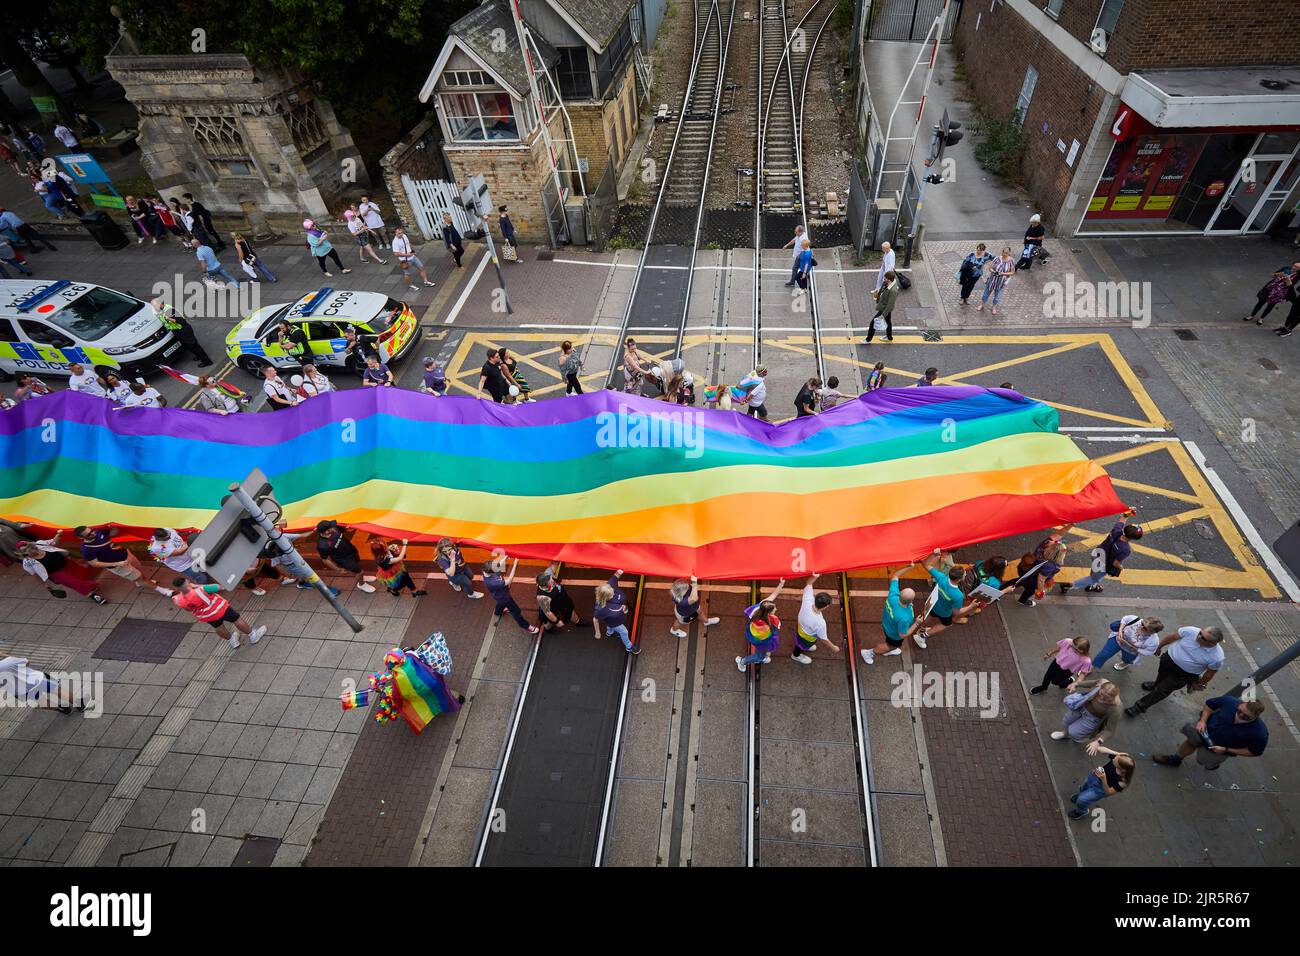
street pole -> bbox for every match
[1228,638,1300,700]
[226,481,364,633]
[475,199,513,315]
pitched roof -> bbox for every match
[439,0,558,99]
[546,0,637,51]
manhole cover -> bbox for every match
[1173,328,1199,341]
[232,835,281,867]
[92,617,191,664]
[1194,519,1216,540]
[922,330,943,342]
[1130,364,1148,379]
[1259,357,1279,371]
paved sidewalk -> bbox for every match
[1005,596,1300,866]
[0,558,419,866]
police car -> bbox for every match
[224,288,419,376]
[0,279,181,380]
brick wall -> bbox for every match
[1023,0,1300,71]
[567,60,640,186]
[955,4,1108,227]
[440,112,568,244]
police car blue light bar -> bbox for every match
[15,280,73,312]
[296,288,334,317]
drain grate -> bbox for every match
[232,835,282,867]
[1173,328,1199,341]
[1259,357,1280,371]
[92,617,191,664]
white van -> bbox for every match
[0,279,181,380]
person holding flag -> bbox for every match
[160,367,249,414]
[861,563,920,664]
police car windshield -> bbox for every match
[45,288,144,341]
[255,306,292,339]
[370,298,404,330]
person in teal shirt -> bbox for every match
[861,564,919,664]
[915,548,971,647]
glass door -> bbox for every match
[1206,132,1300,234]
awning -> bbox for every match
[1123,67,1300,129]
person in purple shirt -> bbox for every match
[669,575,720,638]
[593,570,638,654]
[482,558,539,633]
[1060,512,1141,595]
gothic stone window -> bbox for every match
[185,114,255,176]
[288,100,330,158]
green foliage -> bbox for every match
[973,108,1029,182]
[42,0,475,170]
[831,0,855,32]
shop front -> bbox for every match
[1079,69,1300,236]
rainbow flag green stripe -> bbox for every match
[0,388,1126,578]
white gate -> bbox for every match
[401,174,484,242]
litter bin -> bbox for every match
[80,210,130,250]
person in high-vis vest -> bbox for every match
[166,578,266,649]
[151,298,213,367]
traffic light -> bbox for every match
[927,109,963,166]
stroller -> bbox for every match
[1016,244,1051,270]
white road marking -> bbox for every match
[553,257,635,268]
[444,251,491,324]
[1186,441,1300,602]
[1060,426,1169,432]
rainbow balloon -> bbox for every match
[0,388,1124,578]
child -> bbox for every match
[370,539,426,597]
[865,362,887,390]
[1031,635,1093,695]
[817,375,852,412]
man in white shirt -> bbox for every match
[148,527,207,583]
[67,363,106,398]
[262,366,299,410]
[391,227,435,292]
[782,225,806,287]
[53,124,80,149]
[359,196,388,247]
[792,573,840,664]
[1126,625,1225,717]
[875,241,896,292]
[121,381,165,407]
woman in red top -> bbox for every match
[169,578,266,649]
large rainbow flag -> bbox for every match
[0,387,1124,578]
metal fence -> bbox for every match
[585,149,620,252]
[868,0,949,41]
[400,175,483,242]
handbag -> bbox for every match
[240,260,258,279]
[500,241,517,262]
[898,272,912,290]
[872,316,888,332]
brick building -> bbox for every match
[415,0,649,244]
[952,0,1300,236]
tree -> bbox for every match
[46,0,475,169]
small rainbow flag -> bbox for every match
[389,651,460,734]
[340,688,370,711]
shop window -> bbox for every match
[556,47,593,101]
[1045,0,1063,17]
[596,20,634,98]
[440,90,520,142]
[1015,67,1038,127]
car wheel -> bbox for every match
[238,355,270,376]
